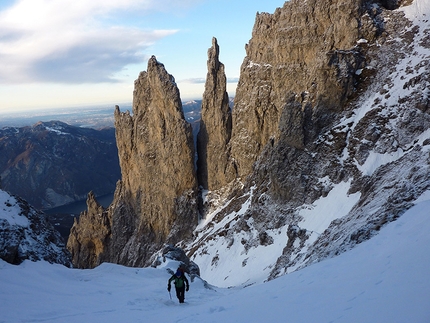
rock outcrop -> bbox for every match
[0,121,120,209]
[197,37,235,190]
[68,56,199,268]
[0,189,71,266]
[66,191,110,268]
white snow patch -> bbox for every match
[45,126,69,135]
[357,148,405,176]
[0,190,29,227]
[298,180,360,235]
[414,189,430,204]
[402,0,430,20]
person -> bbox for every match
[167,267,189,303]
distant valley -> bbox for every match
[0,101,203,238]
[0,121,121,210]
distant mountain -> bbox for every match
[0,105,120,129]
[0,189,71,265]
[0,121,120,209]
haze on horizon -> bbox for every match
[0,0,285,113]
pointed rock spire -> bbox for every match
[197,37,236,190]
[68,56,198,268]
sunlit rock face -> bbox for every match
[68,57,198,268]
[197,37,235,191]
[186,0,430,286]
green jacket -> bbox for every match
[169,274,189,289]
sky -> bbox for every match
[0,0,285,113]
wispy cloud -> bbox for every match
[0,0,190,84]
[180,77,239,84]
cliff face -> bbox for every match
[68,57,199,268]
[230,0,372,179]
[111,56,198,265]
[66,191,110,268]
[186,0,430,286]
[197,37,235,190]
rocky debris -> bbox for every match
[0,189,71,266]
[68,56,199,268]
[151,244,200,276]
[197,37,236,190]
[0,121,120,209]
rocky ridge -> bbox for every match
[67,0,430,285]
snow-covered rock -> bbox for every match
[184,0,430,287]
[0,189,71,266]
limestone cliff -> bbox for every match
[230,0,373,178]
[197,37,235,190]
[68,56,198,268]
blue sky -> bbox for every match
[0,0,285,112]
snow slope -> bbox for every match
[1,198,429,323]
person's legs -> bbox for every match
[175,287,181,302]
[176,286,185,303]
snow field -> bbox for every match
[1,199,430,322]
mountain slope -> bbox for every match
[0,121,120,209]
[0,189,71,265]
[183,0,430,287]
[66,0,430,292]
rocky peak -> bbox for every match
[68,56,199,268]
[197,37,235,190]
[67,191,110,268]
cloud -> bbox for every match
[180,78,206,84]
[180,77,239,84]
[0,0,183,84]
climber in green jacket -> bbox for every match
[168,267,189,303]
